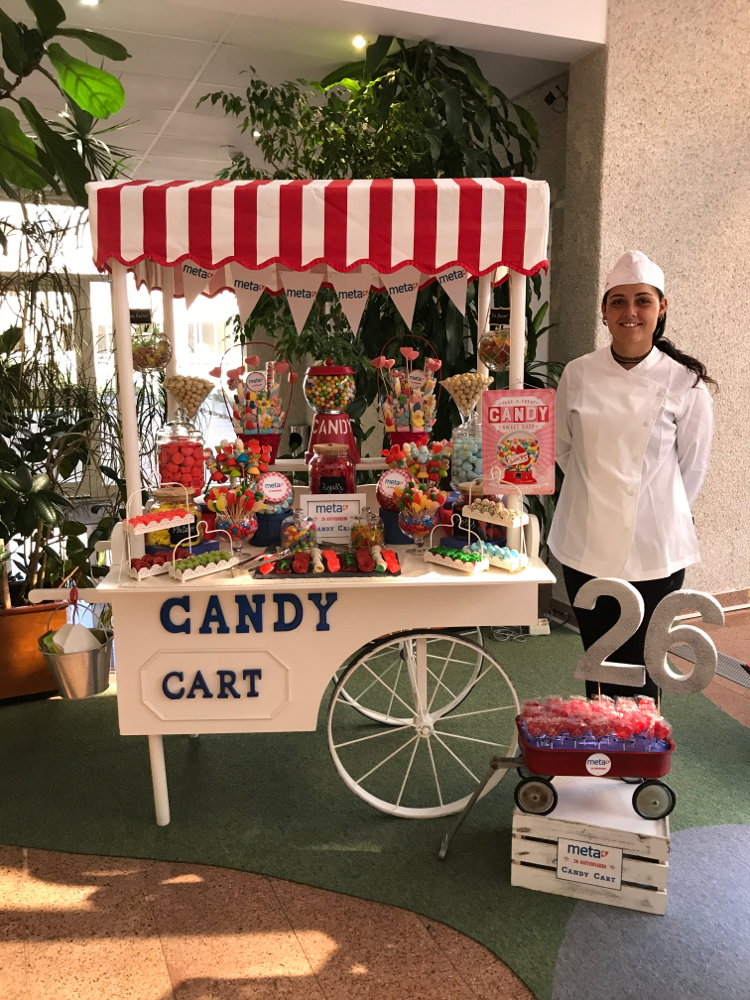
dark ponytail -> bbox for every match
[603,289,717,390]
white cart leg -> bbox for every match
[148,734,171,826]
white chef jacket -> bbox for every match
[548,346,713,581]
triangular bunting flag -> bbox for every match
[279,270,324,334]
[383,265,421,330]
[433,265,468,315]
[230,264,278,324]
[181,259,216,309]
[329,269,372,334]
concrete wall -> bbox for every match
[557,0,750,596]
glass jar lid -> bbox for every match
[307,358,354,376]
[312,443,351,456]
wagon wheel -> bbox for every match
[514,777,558,816]
[332,626,484,727]
[632,779,675,820]
[327,630,519,818]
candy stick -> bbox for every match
[310,547,325,574]
[381,548,400,574]
[371,545,387,573]
[322,549,340,573]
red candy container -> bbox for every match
[156,419,205,492]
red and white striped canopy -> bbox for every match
[87,177,549,279]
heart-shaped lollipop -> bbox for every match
[226,366,245,380]
[288,372,299,384]
[274,360,290,373]
[425,358,442,372]
[208,366,222,377]
[371,356,387,369]
[245,355,260,367]
[399,347,419,361]
[383,359,395,369]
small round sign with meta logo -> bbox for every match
[245,371,267,392]
[585,753,612,776]
[257,472,292,505]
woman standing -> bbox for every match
[548,250,716,698]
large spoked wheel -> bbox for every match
[327,630,519,818]
[632,779,676,820]
[514,777,558,815]
[332,626,484,727]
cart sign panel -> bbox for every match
[482,389,555,495]
[141,648,290,721]
[302,494,367,543]
[557,838,623,891]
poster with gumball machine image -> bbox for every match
[481,389,556,495]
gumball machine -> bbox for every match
[303,358,359,463]
[156,375,215,494]
[496,433,541,485]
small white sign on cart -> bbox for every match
[557,837,623,891]
[302,493,367,544]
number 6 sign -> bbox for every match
[573,578,725,694]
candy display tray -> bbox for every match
[461,505,523,527]
[124,511,193,535]
[168,556,239,583]
[517,720,675,780]
[423,551,489,574]
[252,553,401,579]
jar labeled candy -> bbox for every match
[157,420,205,492]
[304,359,356,414]
[350,507,384,549]
[309,443,355,495]
[281,510,316,552]
[147,487,202,548]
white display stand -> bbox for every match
[28,177,554,827]
[511,775,670,914]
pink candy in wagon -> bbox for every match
[520,694,672,746]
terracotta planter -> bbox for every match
[0,601,66,701]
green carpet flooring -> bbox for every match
[1,628,749,1000]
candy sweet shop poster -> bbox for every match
[481,389,556,495]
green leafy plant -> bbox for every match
[0,0,130,222]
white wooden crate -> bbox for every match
[511,775,670,915]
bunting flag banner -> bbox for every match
[230,264,278,324]
[383,265,421,329]
[279,269,324,333]
[329,268,372,333]
[433,265,469,315]
[181,259,216,308]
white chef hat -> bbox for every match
[604,250,665,295]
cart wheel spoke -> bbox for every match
[328,631,518,818]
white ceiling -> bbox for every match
[3,0,576,181]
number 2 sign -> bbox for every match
[573,578,725,694]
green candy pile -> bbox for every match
[428,545,484,564]
[174,550,232,573]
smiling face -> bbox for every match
[602,283,667,356]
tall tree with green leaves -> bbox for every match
[0,0,130,237]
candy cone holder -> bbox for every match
[163,375,214,420]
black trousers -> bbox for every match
[562,564,686,701]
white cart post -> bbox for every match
[506,269,527,551]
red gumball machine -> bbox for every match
[303,359,360,463]
[497,433,541,486]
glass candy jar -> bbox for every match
[479,328,527,372]
[450,413,482,491]
[303,358,356,414]
[147,487,202,548]
[350,507,384,549]
[131,326,172,373]
[281,509,317,552]
[156,419,205,492]
[309,443,355,495]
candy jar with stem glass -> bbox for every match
[441,372,492,490]
[394,481,447,555]
[157,375,215,492]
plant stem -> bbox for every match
[0,561,10,610]
[25,517,45,599]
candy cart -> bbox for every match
[31,177,553,826]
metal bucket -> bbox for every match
[37,628,113,699]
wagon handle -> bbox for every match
[438,754,523,860]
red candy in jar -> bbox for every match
[309,443,355,495]
[156,420,205,492]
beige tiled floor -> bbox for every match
[0,847,533,1000]
[3,612,748,1000]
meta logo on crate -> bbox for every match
[158,592,339,635]
[557,838,623,891]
